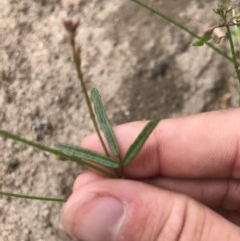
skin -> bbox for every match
[62,109,240,241]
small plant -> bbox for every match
[0,18,162,202]
[193,2,240,102]
[131,1,240,104]
[1,0,240,203]
[1,0,240,239]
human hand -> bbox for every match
[62,109,240,241]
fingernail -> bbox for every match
[72,196,125,241]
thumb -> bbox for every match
[62,173,240,241]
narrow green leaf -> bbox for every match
[91,88,120,157]
[55,143,119,168]
[192,32,212,46]
[123,116,162,166]
[0,190,65,202]
[0,128,116,177]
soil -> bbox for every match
[0,0,238,240]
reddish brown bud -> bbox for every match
[205,27,214,34]
[63,19,80,34]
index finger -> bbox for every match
[81,109,240,179]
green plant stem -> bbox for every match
[225,21,240,103]
[70,37,110,157]
[0,190,65,202]
[129,0,233,63]
[226,25,240,81]
[232,9,240,52]
[0,128,116,178]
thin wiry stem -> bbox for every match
[70,37,110,157]
[0,128,116,178]
[232,8,240,53]
[225,22,240,104]
[226,25,240,82]
[0,190,65,202]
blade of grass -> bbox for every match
[55,143,119,168]
[129,0,233,63]
[0,190,65,202]
[123,116,162,166]
[0,128,116,178]
[91,88,120,157]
